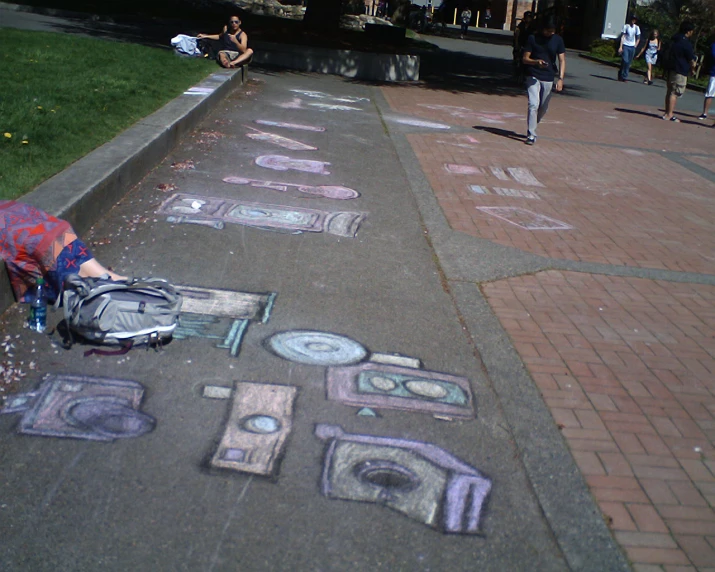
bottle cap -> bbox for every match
[37,277,45,285]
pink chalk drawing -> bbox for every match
[223,177,359,200]
[387,116,451,130]
[437,135,480,150]
[255,120,325,132]
[245,127,317,151]
[492,188,540,199]
[256,155,331,175]
[445,164,484,175]
[416,105,521,124]
[476,207,573,230]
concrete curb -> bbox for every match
[0,65,245,312]
[252,40,420,82]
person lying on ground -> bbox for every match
[0,201,124,304]
[197,15,253,69]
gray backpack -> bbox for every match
[61,275,182,350]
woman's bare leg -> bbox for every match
[79,258,126,281]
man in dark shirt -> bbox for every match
[522,17,566,145]
[662,21,697,122]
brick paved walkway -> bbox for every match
[382,90,715,274]
[382,84,715,570]
[482,272,715,570]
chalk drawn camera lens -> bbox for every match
[267,331,367,366]
[368,375,397,392]
[353,460,420,492]
[404,380,448,399]
[240,414,281,434]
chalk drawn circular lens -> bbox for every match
[354,460,420,492]
[66,399,155,439]
[369,375,397,392]
[404,380,448,399]
[240,414,281,434]
[267,331,367,366]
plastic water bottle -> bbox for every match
[28,277,47,333]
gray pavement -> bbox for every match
[2,8,693,571]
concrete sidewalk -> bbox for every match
[1,13,713,572]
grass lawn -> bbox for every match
[0,28,215,199]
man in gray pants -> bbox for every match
[522,18,566,145]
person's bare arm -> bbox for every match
[196,33,220,40]
[229,32,249,53]
[522,49,547,68]
[618,32,625,54]
[555,52,566,91]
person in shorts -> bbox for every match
[197,15,253,69]
[662,21,696,122]
[698,36,715,120]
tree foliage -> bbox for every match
[636,0,715,52]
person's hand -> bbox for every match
[197,33,205,39]
[618,47,623,55]
[538,59,548,68]
[555,78,564,92]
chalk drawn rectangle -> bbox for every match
[158,194,365,238]
[476,207,573,230]
[176,286,273,320]
[369,353,422,369]
[326,363,474,418]
[469,185,490,195]
[211,382,297,476]
[18,374,145,441]
[507,167,544,187]
[445,164,484,175]
[492,188,540,200]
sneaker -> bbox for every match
[525,136,536,145]
[698,114,708,120]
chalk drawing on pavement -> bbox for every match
[417,104,521,124]
[223,177,359,200]
[0,374,155,441]
[255,120,326,132]
[386,116,451,130]
[266,331,368,366]
[315,424,492,534]
[158,194,366,237]
[309,103,363,111]
[289,90,369,103]
[326,362,474,419]
[245,127,318,151]
[436,135,480,150]
[491,188,540,199]
[445,164,484,175]
[469,185,490,194]
[177,286,276,321]
[476,207,573,230]
[209,382,297,477]
[488,167,544,187]
[256,155,331,175]
[173,314,249,357]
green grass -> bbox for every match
[0,28,215,199]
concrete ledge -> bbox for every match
[252,40,419,82]
[0,66,245,311]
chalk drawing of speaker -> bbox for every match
[315,424,491,535]
[0,374,155,442]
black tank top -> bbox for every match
[221,31,243,51]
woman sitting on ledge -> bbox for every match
[0,201,124,303]
[197,15,254,69]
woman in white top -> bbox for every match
[638,29,661,85]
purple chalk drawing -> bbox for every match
[315,424,492,535]
[387,116,451,130]
[326,362,474,418]
[223,177,359,200]
[1,374,155,442]
[445,164,484,175]
[256,155,331,175]
[158,193,366,237]
[255,120,326,132]
[476,207,573,230]
[245,127,318,151]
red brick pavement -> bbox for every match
[381,89,715,274]
[482,272,715,571]
[382,86,715,570]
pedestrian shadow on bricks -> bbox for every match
[472,126,525,141]
[615,107,706,126]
